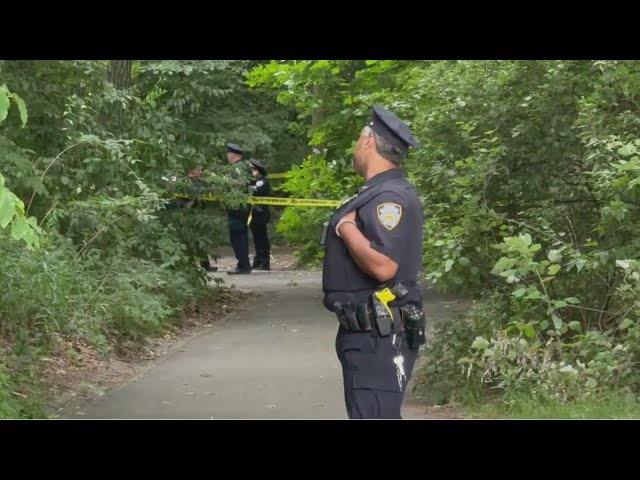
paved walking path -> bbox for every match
[70,255,461,419]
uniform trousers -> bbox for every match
[335,328,419,419]
[228,215,251,271]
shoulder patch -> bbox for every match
[376,203,402,230]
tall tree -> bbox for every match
[108,60,132,89]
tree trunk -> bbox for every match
[108,60,132,89]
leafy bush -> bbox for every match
[274,153,359,264]
[418,234,640,405]
[0,60,307,417]
[0,359,45,418]
[249,59,640,406]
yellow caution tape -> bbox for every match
[247,196,340,207]
[173,193,340,208]
[267,172,292,179]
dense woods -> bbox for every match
[0,60,306,417]
[2,60,640,417]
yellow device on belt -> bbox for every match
[374,288,396,318]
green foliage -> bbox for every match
[250,59,640,407]
[0,233,208,348]
[0,60,305,417]
[274,152,359,263]
[246,60,408,258]
[0,173,42,248]
[0,83,27,125]
[0,84,42,248]
[0,359,45,419]
[468,391,640,419]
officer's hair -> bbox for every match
[364,126,405,165]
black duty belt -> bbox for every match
[334,301,404,336]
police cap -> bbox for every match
[249,159,267,175]
[366,104,420,153]
[227,143,244,154]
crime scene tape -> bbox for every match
[267,172,292,179]
[246,196,340,207]
[174,193,341,208]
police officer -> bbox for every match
[248,159,272,271]
[321,105,426,419]
[225,143,253,275]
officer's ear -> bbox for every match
[363,129,376,151]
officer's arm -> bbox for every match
[253,179,269,196]
[338,192,408,282]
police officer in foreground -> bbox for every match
[225,143,253,275]
[248,159,272,271]
[321,105,426,419]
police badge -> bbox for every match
[377,203,402,231]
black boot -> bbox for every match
[227,267,252,275]
[252,259,270,271]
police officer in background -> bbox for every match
[226,143,253,275]
[321,105,426,419]
[248,159,272,271]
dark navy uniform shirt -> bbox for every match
[250,175,271,222]
[250,175,271,196]
[322,167,424,310]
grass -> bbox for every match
[465,393,640,419]
[0,356,48,419]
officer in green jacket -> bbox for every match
[226,143,253,274]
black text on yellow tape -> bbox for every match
[248,196,340,207]
[173,193,340,208]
